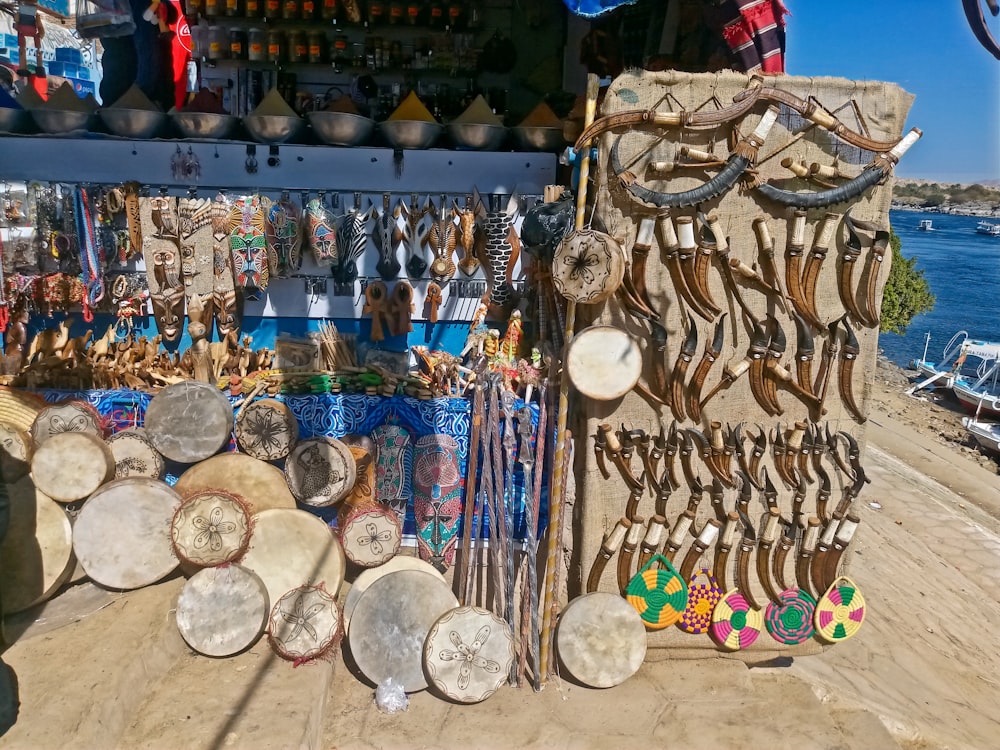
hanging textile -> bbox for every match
[719,0,789,74]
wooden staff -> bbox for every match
[538,73,600,685]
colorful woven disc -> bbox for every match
[765,588,816,645]
[677,568,722,635]
[814,576,866,642]
[710,589,763,651]
[625,554,688,630]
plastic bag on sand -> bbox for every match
[375,678,409,714]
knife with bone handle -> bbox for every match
[751,217,790,315]
[784,208,810,322]
[714,511,742,593]
[586,517,630,593]
[838,210,870,326]
[663,510,696,563]
[677,217,721,317]
[679,519,723,583]
[636,515,668,572]
[657,211,714,321]
[799,212,841,329]
[795,516,823,599]
[820,513,861,593]
[617,516,645,594]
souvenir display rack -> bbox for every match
[0,67,917,704]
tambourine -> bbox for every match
[551,228,626,304]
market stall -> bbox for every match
[0,0,919,707]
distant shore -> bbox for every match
[890,201,1000,218]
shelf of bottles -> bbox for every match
[186,0,516,119]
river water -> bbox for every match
[879,210,1000,367]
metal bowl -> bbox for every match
[447,122,507,151]
[511,126,566,152]
[379,119,442,150]
[307,111,375,146]
[170,111,239,140]
[30,108,93,135]
[99,107,166,139]
[0,107,29,133]
[243,113,305,144]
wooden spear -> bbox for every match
[537,73,601,685]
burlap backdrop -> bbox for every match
[567,70,914,658]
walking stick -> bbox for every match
[538,73,600,685]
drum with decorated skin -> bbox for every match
[235,398,299,461]
[348,569,459,693]
[144,381,234,464]
[72,478,180,590]
[423,606,515,704]
[566,326,643,401]
[552,228,626,304]
[239,508,347,607]
[106,429,165,480]
[338,435,400,568]
[175,564,270,657]
[171,489,253,568]
[0,422,33,481]
[31,431,115,503]
[556,592,647,689]
[0,476,74,613]
[30,399,104,445]
[268,584,343,663]
[284,437,357,507]
[173,453,296,516]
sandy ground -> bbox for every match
[2,362,1000,750]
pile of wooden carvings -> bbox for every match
[0,314,479,399]
[0,378,537,704]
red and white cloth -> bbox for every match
[720,0,790,74]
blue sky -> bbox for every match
[784,1,999,184]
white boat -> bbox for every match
[953,359,1000,417]
[976,219,1000,236]
[907,331,1000,394]
[962,414,1000,455]
[918,219,934,231]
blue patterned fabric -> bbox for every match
[563,0,637,18]
[34,389,545,542]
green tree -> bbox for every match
[880,229,935,334]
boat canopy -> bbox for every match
[959,340,1000,362]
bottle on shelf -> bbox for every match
[447,1,463,31]
[405,0,422,26]
[321,0,337,21]
[248,28,267,61]
[367,0,386,26]
[263,0,281,21]
[427,0,444,29]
